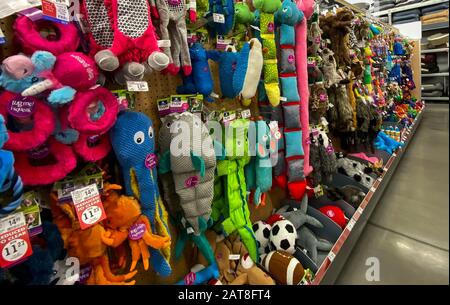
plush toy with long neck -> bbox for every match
[295,0,315,178]
[110,112,172,276]
[212,119,258,263]
[253,0,282,106]
[232,2,255,46]
[273,0,306,200]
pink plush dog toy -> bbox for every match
[22,52,99,105]
[14,15,80,56]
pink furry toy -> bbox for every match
[13,137,77,186]
[81,0,169,78]
[22,52,99,106]
[0,91,55,152]
[295,0,315,178]
[73,133,112,162]
[13,15,80,56]
[68,86,119,136]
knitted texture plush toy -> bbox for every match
[82,0,169,76]
[254,0,282,106]
[272,0,306,201]
[212,119,258,263]
[177,43,213,98]
[158,112,217,266]
[154,0,192,75]
[245,119,275,207]
[233,38,264,106]
[110,111,172,276]
[295,0,315,178]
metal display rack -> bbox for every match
[372,0,448,18]
[312,107,425,284]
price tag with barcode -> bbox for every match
[127,81,149,92]
[213,13,225,23]
[357,207,364,215]
[370,186,376,193]
[347,218,356,231]
[41,0,70,23]
[0,212,33,268]
[327,251,336,262]
[229,254,240,260]
[71,184,106,230]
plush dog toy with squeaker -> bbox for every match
[110,111,172,276]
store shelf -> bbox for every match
[423,21,449,32]
[372,0,448,17]
[421,96,449,101]
[421,47,449,54]
[422,72,449,77]
[312,108,425,285]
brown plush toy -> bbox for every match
[319,8,355,68]
[197,231,275,285]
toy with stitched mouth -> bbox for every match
[157,113,218,268]
[245,118,276,207]
[273,0,307,201]
[211,118,258,263]
[81,0,169,78]
[176,43,214,101]
[253,0,282,106]
[205,0,235,37]
[110,111,172,276]
[21,52,99,106]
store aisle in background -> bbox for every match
[336,103,449,285]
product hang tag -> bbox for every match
[0,27,6,45]
[41,0,70,24]
[126,81,149,92]
[0,212,33,268]
[158,40,171,48]
[71,184,106,230]
[240,109,251,119]
[213,13,225,24]
[229,254,240,260]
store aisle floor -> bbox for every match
[336,103,449,285]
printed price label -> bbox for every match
[213,13,225,24]
[327,251,336,262]
[0,213,33,268]
[357,207,364,215]
[370,186,376,193]
[127,81,149,92]
[71,184,106,230]
[41,0,70,23]
[229,254,240,260]
[240,109,251,119]
[347,218,356,231]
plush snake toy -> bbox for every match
[211,118,258,262]
[158,112,217,265]
[253,0,282,107]
[273,0,306,201]
[110,111,172,276]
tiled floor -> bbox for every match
[336,103,449,285]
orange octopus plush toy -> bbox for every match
[100,185,171,272]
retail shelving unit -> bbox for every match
[312,107,425,285]
[372,0,448,22]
